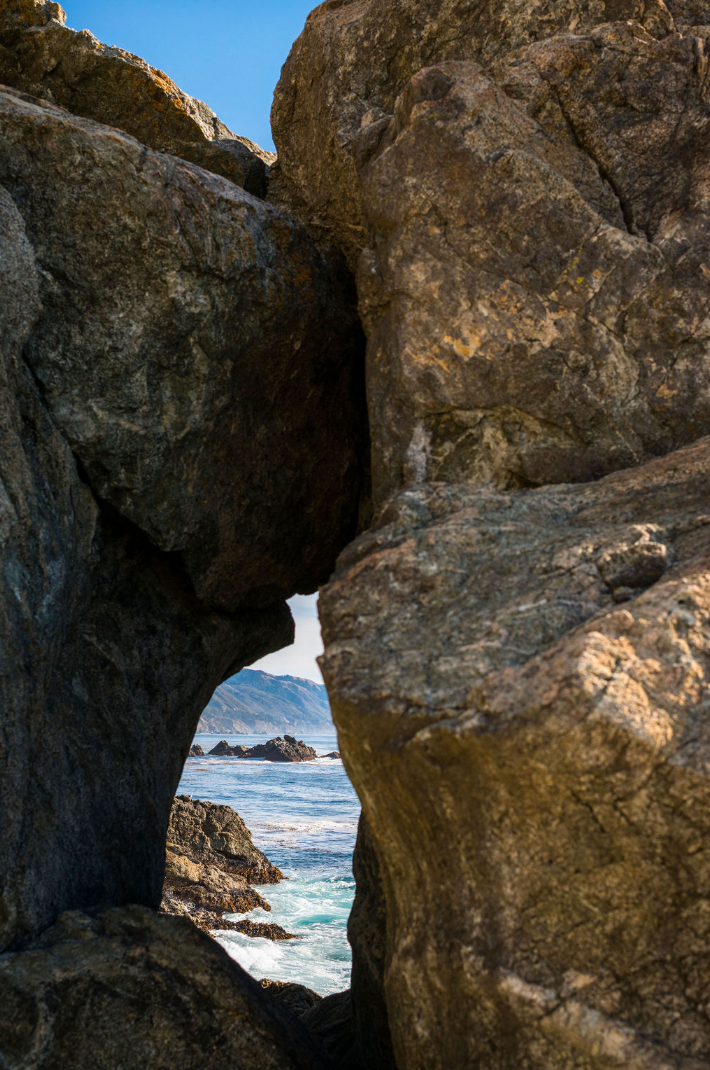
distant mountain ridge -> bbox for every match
[197,669,333,735]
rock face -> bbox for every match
[276,7,710,505]
[0,60,363,956]
[208,736,318,761]
[160,797,283,932]
[0,906,331,1070]
[319,437,710,1070]
[0,0,273,195]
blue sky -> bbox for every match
[64,0,315,151]
[252,594,324,683]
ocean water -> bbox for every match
[177,732,360,996]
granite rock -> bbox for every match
[0,0,273,196]
[320,437,710,1070]
[0,79,363,956]
[0,906,332,1070]
[358,29,710,501]
[270,0,707,263]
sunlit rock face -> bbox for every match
[0,0,274,196]
[320,439,710,1070]
[0,78,365,957]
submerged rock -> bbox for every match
[0,0,273,196]
[320,437,710,1070]
[0,906,331,1070]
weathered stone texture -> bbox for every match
[0,0,273,196]
[271,0,707,260]
[0,86,364,611]
[360,27,710,501]
[0,906,332,1070]
[0,79,364,956]
[320,438,710,1070]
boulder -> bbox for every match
[0,0,273,196]
[270,0,710,263]
[0,80,363,955]
[319,436,710,1070]
[261,980,323,1017]
[167,796,282,884]
[357,30,710,502]
[187,743,204,757]
[0,906,331,1070]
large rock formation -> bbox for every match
[0,77,364,958]
[0,0,273,195]
[319,437,710,1070]
[0,906,331,1069]
[275,8,710,504]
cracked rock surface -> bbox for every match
[320,437,710,1070]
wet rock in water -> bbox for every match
[0,906,331,1070]
[0,0,273,196]
[261,980,323,1017]
[249,736,317,762]
[187,744,204,757]
[230,919,298,940]
[209,736,318,761]
[167,796,282,884]
[0,74,363,954]
[161,797,284,934]
[320,437,710,1070]
[321,751,341,760]
[208,740,251,757]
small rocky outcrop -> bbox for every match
[0,0,273,195]
[187,743,204,757]
[161,797,288,935]
[208,736,318,761]
[320,437,710,1070]
[208,740,252,757]
[321,751,341,760]
[0,906,331,1070]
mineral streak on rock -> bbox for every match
[319,437,710,1070]
[0,0,274,196]
[0,907,331,1070]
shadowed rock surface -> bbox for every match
[0,0,273,196]
[0,906,332,1070]
[320,437,710,1070]
[261,980,324,1017]
[0,74,364,956]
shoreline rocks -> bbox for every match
[160,796,295,938]
[208,736,318,762]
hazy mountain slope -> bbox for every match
[197,669,333,735]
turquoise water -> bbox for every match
[177,732,360,995]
